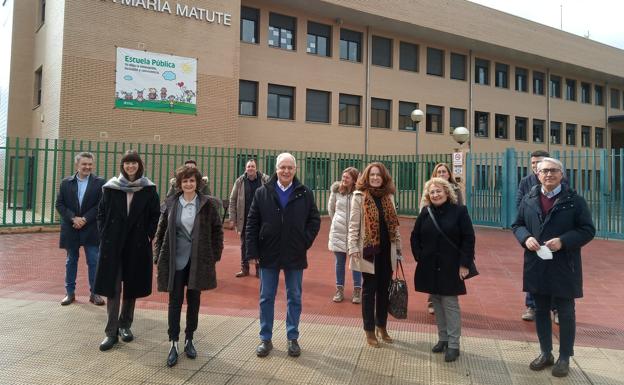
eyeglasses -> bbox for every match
[538,168,561,175]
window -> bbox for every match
[38,0,45,27]
[340,29,362,62]
[581,82,591,104]
[450,53,466,80]
[495,63,509,88]
[339,94,361,125]
[267,84,294,120]
[515,68,528,92]
[611,88,621,109]
[268,13,296,50]
[450,108,466,129]
[238,80,257,116]
[240,6,259,43]
[566,123,577,146]
[33,66,42,106]
[372,36,392,67]
[533,71,545,95]
[595,85,603,105]
[371,98,391,128]
[399,42,418,72]
[533,119,545,143]
[307,22,331,57]
[515,117,527,141]
[475,111,489,137]
[495,114,508,139]
[306,89,330,123]
[581,126,591,147]
[475,58,489,85]
[550,121,561,145]
[550,75,561,98]
[595,127,604,148]
[426,47,444,77]
[426,105,443,133]
[565,79,576,101]
[398,101,418,131]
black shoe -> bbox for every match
[287,339,301,357]
[256,340,273,357]
[89,294,105,306]
[432,341,448,353]
[255,264,260,278]
[529,352,555,371]
[444,348,460,362]
[551,358,569,377]
[184,339,197,359]
[99,336,118,351]
[61,293,75,306]
[167,344,178,367]
[119,328,134,342]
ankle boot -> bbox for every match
[365,330,379,348]
[332,286,344,302]
[376,326,393,343]
[167,341,178,367]
[352,287,362,304]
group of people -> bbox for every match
[56,149,594,377]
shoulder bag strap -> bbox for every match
[426,206,460,252]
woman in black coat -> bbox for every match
[154,166,223,367]
[410,177,475,362]
[95,150,160,352]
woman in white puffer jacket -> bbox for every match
[328,167,362,303]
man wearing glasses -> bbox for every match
[512,157,595,378]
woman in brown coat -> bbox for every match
[154,166,223,367]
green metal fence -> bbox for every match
[0,137,450,227]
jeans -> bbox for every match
[430,295,461,349]
[64,245,99,294]
[105,266,136,337]
[168,263,201,341]
[361,253,392,331]
[259,268,303,341]
[334,252,362,288]
[534,294,575,359]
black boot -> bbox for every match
[99,336,118,351]
[184,339,197,359]
[167,341,178,367]
[236,264,250,277]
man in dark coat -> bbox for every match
[512,157,595,378]
[246,153,321,358]
[55,152,105,306]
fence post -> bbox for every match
[599,149,608,237]
[465,152,472,215]
[503,148,518,228]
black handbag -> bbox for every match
[388,260,408,319]
[426,206,479,280]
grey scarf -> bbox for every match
[103,174,155,192]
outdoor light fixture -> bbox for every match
[410,109,424,156]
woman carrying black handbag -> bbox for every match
[410,177,475,362]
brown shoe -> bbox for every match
[89,294,105,306]
[376,326,393,343]
[235,266,250,278]
[61,293,75,306]
[365,330,379,347]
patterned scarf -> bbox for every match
[103,174,155,192]
[362,190,399,262]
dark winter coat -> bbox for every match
[512,185,595,299]
[56,173,105,249]
[153,193,223,292]
[410,201,475,296]
[245,175,321,270]
[94,186,160,299]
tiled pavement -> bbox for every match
[1,218,623,384]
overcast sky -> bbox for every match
[468,0,624,50]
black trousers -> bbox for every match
[168,263,201,341]
[240,233,248,269]
[534,294,575,358]
[105,266,136,337]
[361,253,392,331]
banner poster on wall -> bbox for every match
[115,47,197,115]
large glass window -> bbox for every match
[475,111,489,137]
[340,29,362,62]
[550,121,561,145]
[595,85,604,105]
[595,127,604,148]
[515,117,527,141]
[239,80,257,116]
[533,119,545,143]
[399,42,418,72]
[426,47,444,77]
[450,108,466,129]
[515,67,528,92]
[495,63,509,88]
[426,105,443,133]
[495,114,509,139]
[581,82,591,104]
[550,75,561,98]
[398,101,418,131]
[475,58,489,85]
[34,66,42,106]
[307,21,331,57]
[371,98,391,128]
[240,6,259,44]
[533,71,545,95]
[339,94,361,125]
[581,126,591,147]
[566,123,577,146]
[267,84,294,120]
[372,36,392,67]
[450,53,466,80]
[565,79,576,101]
[306,89,330,123]
[611,88,621,109]
[268,13,296,51]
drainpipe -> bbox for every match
[546,68,551,153]
[605,82,610,150]
[468,49,473,153]
[364,26,371,158]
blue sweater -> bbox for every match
[275,181,295,208]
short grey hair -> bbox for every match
[74,152,94,164]
[275,152,296,169]
[537,157,566,177]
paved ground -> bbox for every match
[0,218,623,384]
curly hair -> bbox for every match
[175,165,205,192]
[421,177,458,207]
